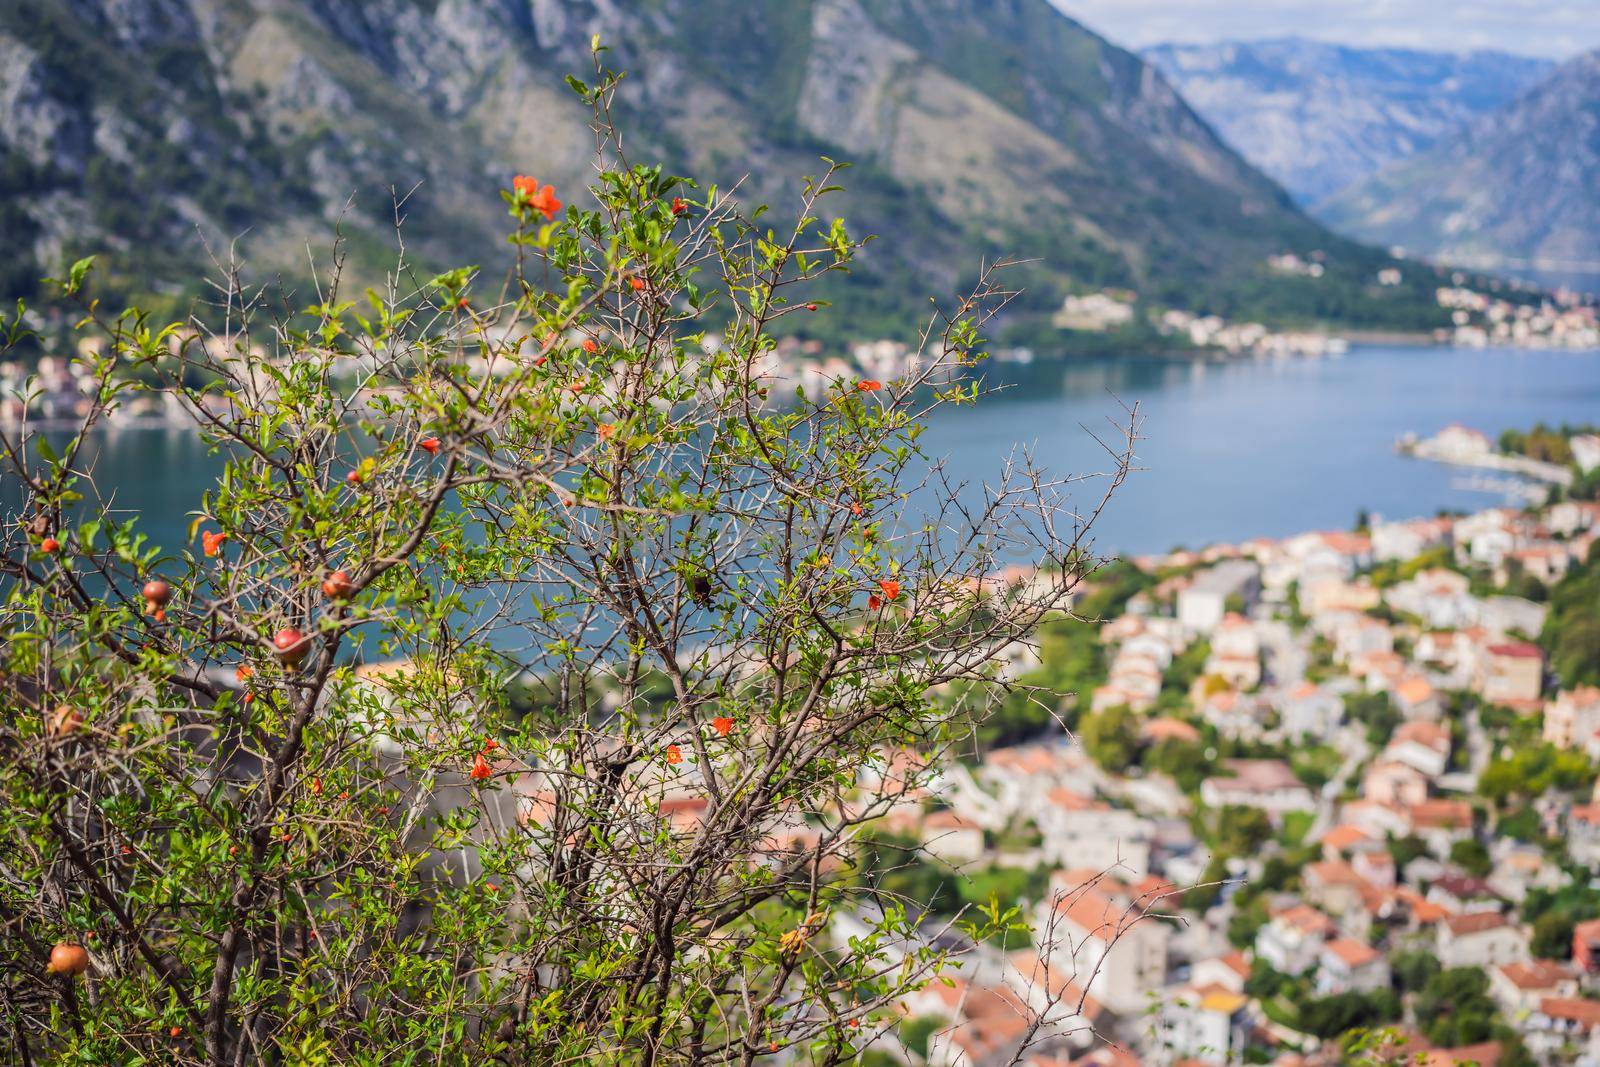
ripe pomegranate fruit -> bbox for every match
[321,570,355,600]
[46,942,88,977]
[141,579,170,607]
[40,536,60,553]
[273,628,310,666]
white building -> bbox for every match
[1280,682,1343,741]
[1177,560,1260,634]
[1317,938,1390,995]
[1255,904,1334,975]
[1437,912,1528,969]
[1200,759,1315,817]
[1545,687,1600,750]
[1157,984,1251,1064]
[1572,434,1600,473]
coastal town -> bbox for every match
[1048,262,1600,357]
[827,427,1600,1067]
[5,264,1598,430]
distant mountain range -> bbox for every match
[1143,38,1553,205]
[0,0,1446,342]
[1320,48,1600,283]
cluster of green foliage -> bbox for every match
[1449,838,1493,877]
[1246,960,1399,1040]
[1142,735,1213,793]
[1522,882,1600,959]
[1412,968,1513,1048]
[1498,423,1598,467]
[1343,690,1401,746]
[1078,703,1140,770]
[1542,541,1600,688]
[1367,544,1454,589]
[1478,742,1596,805]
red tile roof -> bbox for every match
[1444,911,1512,937]
[1539,997,1600,1028]
[1497,959,1572,990]
[1323,937,1381,968]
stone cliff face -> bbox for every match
[1145,38,1552,205]
[1319,48,1600,277]
[0,0,1393,329]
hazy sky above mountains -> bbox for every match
[1054,0,1600,58]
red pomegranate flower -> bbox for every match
[40,536,60,554]
[581,338,599,354]
[711,716,734,737]
[629,276,646,291]
[201,529,228,557]
[671,197,688,216]
[878,578,901,601]
[513,176,563,221]
[529,185,561,220]
[418,436,441,455]
[470,753,493,781]
[856,380,883,392]
[867,594,882,611]
[665,744,683,765]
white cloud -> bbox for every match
[1050,0,1600,59]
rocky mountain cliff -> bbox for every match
[1318,48,1600,282]
[1143,38,1552,205]
[0,0,1440,337]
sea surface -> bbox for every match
[917,343,1600,558]
[12,344,1600,561]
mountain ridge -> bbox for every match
[1317,46,1600,282]
[0,0,1446,339]
[1143,36,1553,205]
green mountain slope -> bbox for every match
[0,0,1447,339]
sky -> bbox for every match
[1050,1,1600,59]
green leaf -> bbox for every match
[65,255,96,295]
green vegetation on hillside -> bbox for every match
[1541,541,1600,688]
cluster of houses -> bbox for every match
[1436,284,1600,350]
[1152,309,1350,359]
[840,489,1600,1067]
[1047,282,1350,357]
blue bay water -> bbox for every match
[918,344,1600,558]
[16,344,1600,561]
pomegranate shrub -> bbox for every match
[0,58,1125,1065]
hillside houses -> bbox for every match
[1200,760,1315,817]
[1545,686,1600,750]
[844,491,1599,1067]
